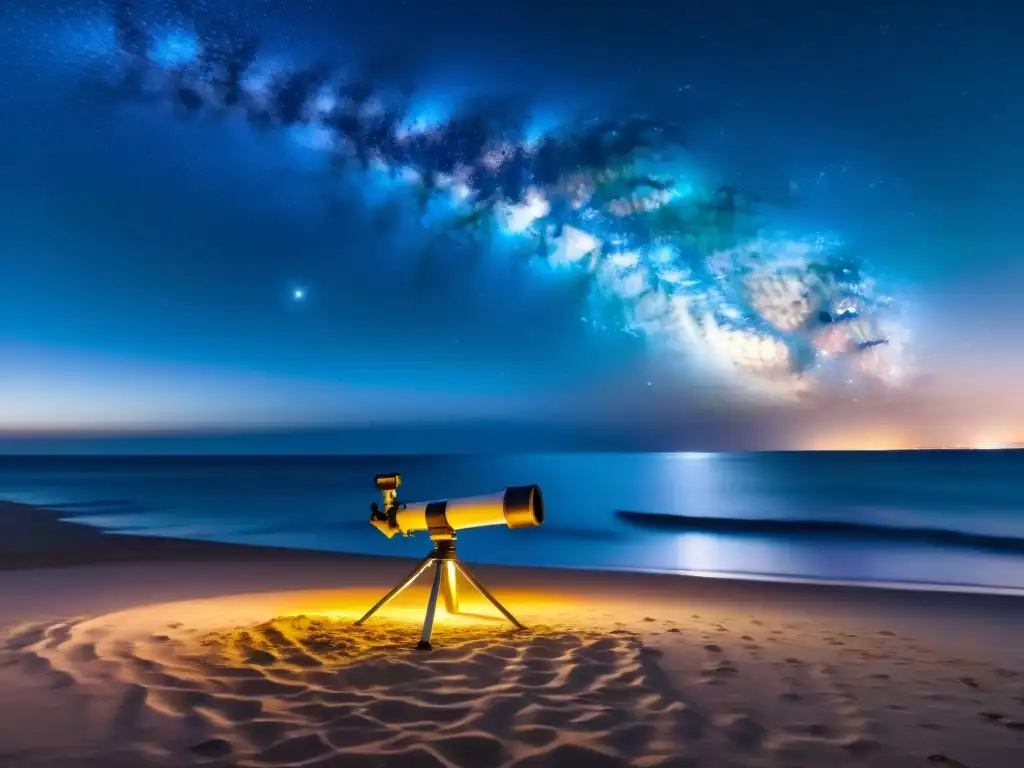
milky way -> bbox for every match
[41,0,910,399]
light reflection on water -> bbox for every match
[2,451,1024,593]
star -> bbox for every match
[292,288,306,301]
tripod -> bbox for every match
[354,535,524,650]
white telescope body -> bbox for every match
[371,483,543,539]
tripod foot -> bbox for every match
[415,640,433,651]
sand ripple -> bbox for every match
[2,599,1023,767]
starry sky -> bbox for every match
[1,0,1023,452]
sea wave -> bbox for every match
[617,510,1024,554]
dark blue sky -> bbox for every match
[1,0,1022,452]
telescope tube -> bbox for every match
[392,485,543,537]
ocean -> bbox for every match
[2,451,1024,593]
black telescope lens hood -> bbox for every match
[503,484,544,528]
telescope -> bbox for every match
[356,473,545,650]
[367,473,544,540]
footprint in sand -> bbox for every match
[928,755,971,767]
[703,660,739,679]
[716,712,767,751]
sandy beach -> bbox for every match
[2,502,1023,767]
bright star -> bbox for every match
[292,288,306,301]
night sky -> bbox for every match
[1,0,1022,452]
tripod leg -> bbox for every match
[417,561,444,650]
[454,561,525,629]
[354,554,435,625]
[441,559,459,614]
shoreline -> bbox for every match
[5,499,1024,599]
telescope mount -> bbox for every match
[354,533,524,651]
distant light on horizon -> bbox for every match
[804,428,919,452]
[968,428,1019,451]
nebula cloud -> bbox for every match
[51,0,908,399]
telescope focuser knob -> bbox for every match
[369,501,405,539]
